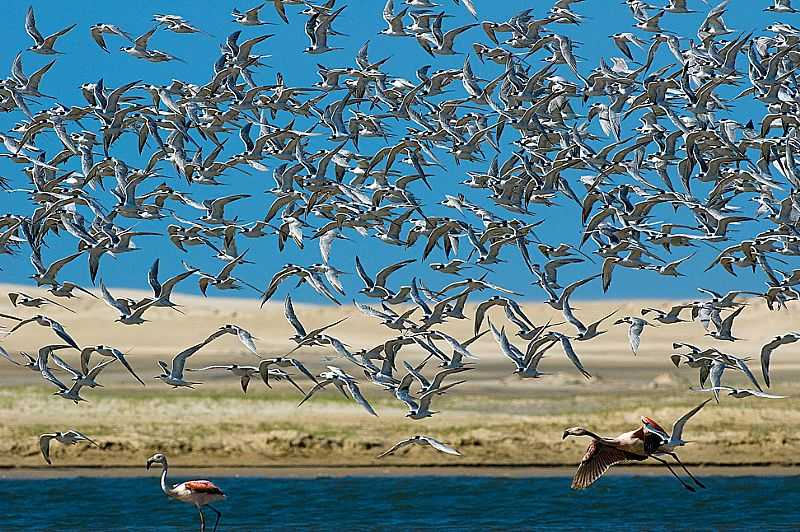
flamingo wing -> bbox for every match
[183,480,225,496]
[571,441,630,490]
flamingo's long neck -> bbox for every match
[581,429,604,441]
[159,463,172,497]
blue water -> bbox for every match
[2,475,797,530]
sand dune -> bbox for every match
[1,283,799,469]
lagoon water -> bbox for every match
[3,475,798,530]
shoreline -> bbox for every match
[2,464,799,479]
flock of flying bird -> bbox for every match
[3,0,800,528]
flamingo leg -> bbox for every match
[651,455,695,492]
[198,507,206,532]
[207,504,222,532]
[668,452,706,489]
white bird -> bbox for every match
[25,6,77,54]
[8,291,73,313]
[203,324,261,357]
[50,351,115,389]
[642,400,711,452]
[766,0,798,13]
[155,342,208,388]
[3,314,80,350]
[377,435,462,458]
[39,430,98,465]
[89,23,132,53]
[38,345,91,403]
[760,332,800,387]
[99,281,156,325]
[692,386,787,399]
[80,345,145,386]
[615,316,655,355]
[187,364,304,394]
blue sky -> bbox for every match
[0,1,785,302]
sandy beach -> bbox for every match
[1,283,799,471]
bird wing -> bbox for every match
[128,298,157,321]
[420,436,461,456]
[39,434,55,464]
[25,7,44,45]
[628,321,644,354]
[100,282,129,318]
[751,390,788,399]
[719,305,743,335]
[473,299,501,336]
[219,249,249,278]
[50,353,81,379]
[403,360,431,389]
[297,378,333,407]
[40,353,66,391]
[559,335,591,379]
[760,337,783,387]
[183,480,224,495]
[43,23,76,48]
[209,193,250,219]
[558,274,600,308]
[203,328,229,344]
[671,399,711,442]
[354,255,374,288]
[6,316,37,334]
[45,320,79,350]
[186,365,232,372]
[64,429,98,446]
[172,342,207,377]
[0,345,19,366]
[458,0,478,18]
[271,0,288,23]
[303,316,348,341]
[429,367,472,390]
[79,347,99,374]
[90,25,109,52]
[290,359,318,383]
[377,438,413,458]
[236,327,260,356]
[571,441,630,489]
[134,27,157,49]
[561,304,586,335]
[148,259,161,297]
[159,268,198,297]
[283,295,307,337]
[88,358,116,379]
[374,259,415,287]
[110,348,145,386]
[347,380,378,416]
[43,251,85,280]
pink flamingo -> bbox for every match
[146,453,226,531]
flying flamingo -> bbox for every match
[563,422,698,492]
[146,453,226,532]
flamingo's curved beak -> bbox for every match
[561,430,569,439]
[145,458,154,470]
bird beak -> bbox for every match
[561,430,569,440]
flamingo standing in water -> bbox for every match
[563,422,698,492]
[146,453,226,531]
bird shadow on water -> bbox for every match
[3,475,800,530]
